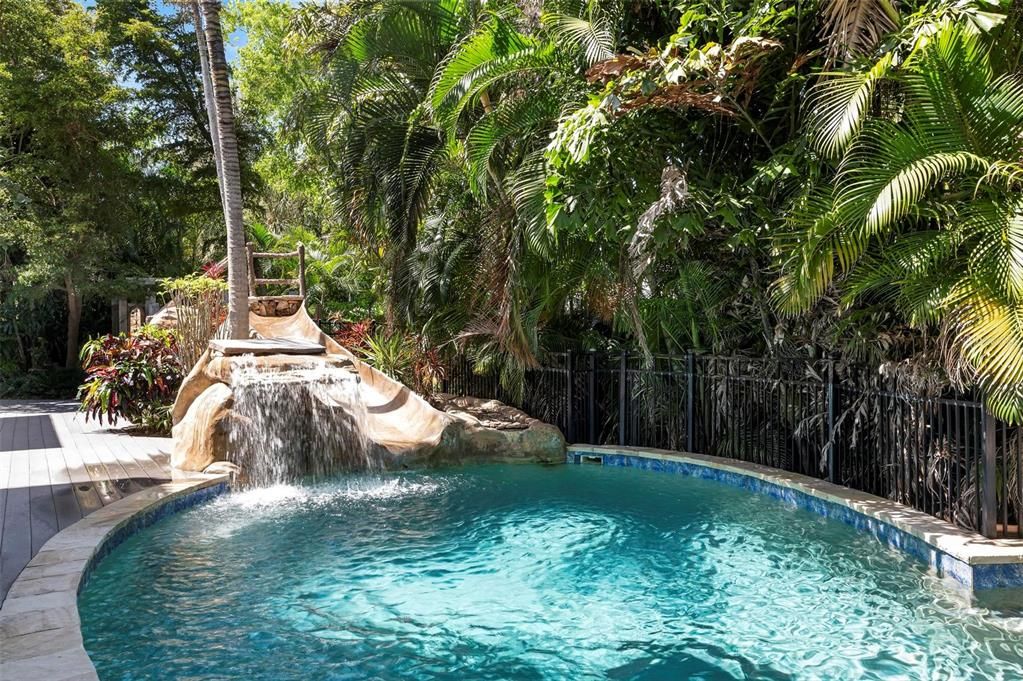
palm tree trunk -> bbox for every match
[198,0,248,340]
[190,1,225,208]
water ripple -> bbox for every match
[80,465,1023,680]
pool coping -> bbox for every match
[0,474,229,681]
[568,445,1023,590]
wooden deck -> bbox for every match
[0,400,174,604]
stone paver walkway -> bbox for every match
[0,400,174,604]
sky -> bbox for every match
[78,0,249,62]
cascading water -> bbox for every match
[227,357,374,487]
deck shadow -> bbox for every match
[0,415,60,452]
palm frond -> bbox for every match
[946,283,1023,421]
[465,93,561,197]
[806,54,893,158]
[856,149,989,233]
[819,0,900,63]
[541,12,614,66]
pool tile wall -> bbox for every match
[568,446,1023,591]
[78,482,229,597]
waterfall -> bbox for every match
[227,358,373,487]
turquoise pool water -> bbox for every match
[79,465,1023,680]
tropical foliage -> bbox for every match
[777,20,1023,420]
[264,0,1023,419]
[5,0,1023,424]
[77,328,184,433]
[0,0,242,390]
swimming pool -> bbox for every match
[78,465,1023,679]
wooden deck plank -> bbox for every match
[51,413,93,485]
[0,487,30,602]
[28,485,59,555]
[110,434,171,482]
[133,435,173,480]
[39,413,61,449]
[0,416,14,568]
[45,438,82,531]
[0,416,14,455]
[0,402,175,605]
[45,436,71,485]
[64,414,129,504]
[0,487,6,568]
[51,414,105,517]
[0,435,10,560]
[28,417,59,555]
[70,483,104,518]
[87,421,150,479]
[51,483,83,531]
[1,447,32,603]
[0,419,12,550]
[27,416,48,483]
[11,413,28,452]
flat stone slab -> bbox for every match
[208,338,326,356]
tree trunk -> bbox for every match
[198,0,248,340]
[190,1,225,209]
[65,275,82,369]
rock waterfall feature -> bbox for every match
[170,305,566,483]
[227,358,371,486]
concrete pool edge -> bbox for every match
[568,445,1023,591]
[0,474,229,681]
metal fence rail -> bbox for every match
[440,350,1023,539]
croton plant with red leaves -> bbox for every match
[330,317,374,353]
[77,328,183,434]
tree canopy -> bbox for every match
[3,0,1023,420]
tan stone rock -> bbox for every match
[171,350,216,425]
[203,460,242,477]
[171,383,234,471]
[421,394,566,465]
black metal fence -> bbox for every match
[442,351,1023,539]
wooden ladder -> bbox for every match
[246,241,307,299]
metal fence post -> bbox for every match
[587,351,596,444]
[565,351,575,443]
[826,361,838,483]
[982,407,998,538]
[686,351,695,452]
[618,350,627,446]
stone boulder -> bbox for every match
[249,297,303,317]
[424,394,566,465]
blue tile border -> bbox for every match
[568,448,1023,591]
[78,482,229,597]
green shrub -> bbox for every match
[77,327,183,434]
[160,274,227,371]
[360,331,444,397]
[159,273,228,298]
